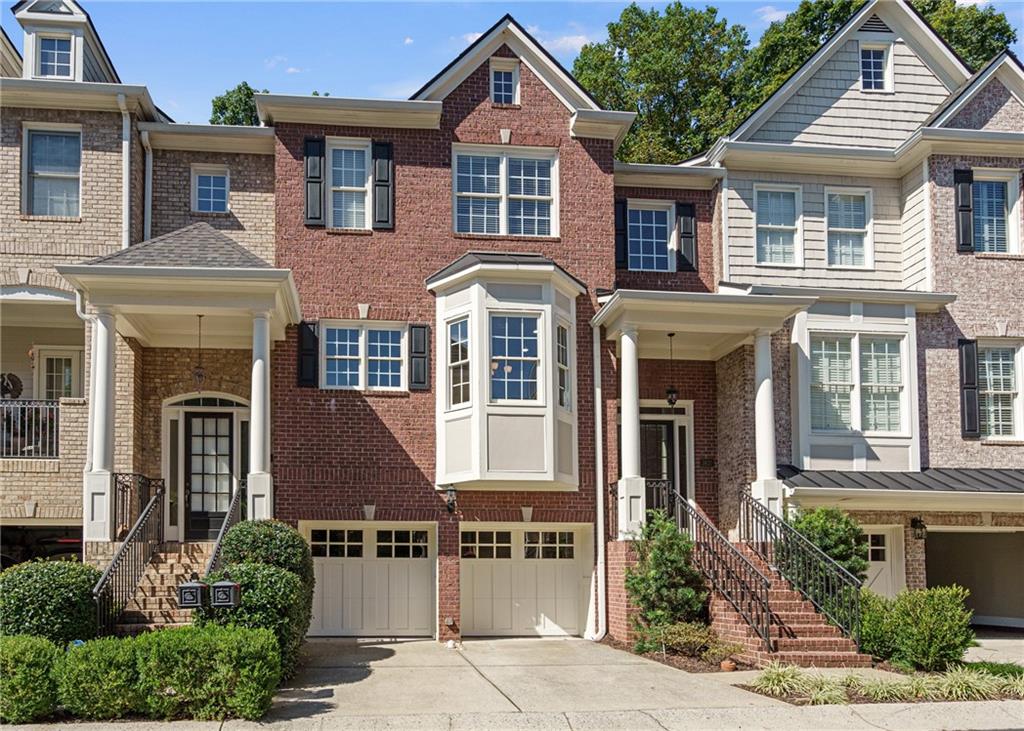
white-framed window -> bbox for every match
[489,57,520,105]
[627,200,677,272]
[489,313,541,402]
[860,43,892,92]
[826,188,872,268]
[972,170,1020,254]
[191,165,229,213]
[327,137,372,230]
[37,35,72,78]
[754,185,801,266]
[23,126,81,217]
[453,144,558,237]
[34,347,82,400]
[320,322,407,391]
[556,322,571,410]
[978,344,1020,438]
[810,333,905,433]
[447,317,471,408]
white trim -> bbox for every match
[721,173,730,282]
[318,320,409,392]
[21,121,82,217]
[858,40,894,94]
[190,163,229,213]
[824,186,874,270]
[487,309,545,406]
[922,158,934,291]
[753,183,803,268]
[638,399,697,506]
[625,198,678,273]
[930,52,1024,129]
[971,168,1021,255]
[32,345,83,399]
[976,339,1024,441]
[445,315,472,411]
[34,31,74,80]
[489,57,520,105]
[325,136,373,231]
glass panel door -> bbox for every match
[185,412,233,540]
[640,421,674,513]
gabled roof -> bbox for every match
[12,0,120,83]
[83,223,270,269]
[0,25,22,78]
[925,50,1024,128]
[727,0,971,144]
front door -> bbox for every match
[185,412,233,540]
[640,421,675,512]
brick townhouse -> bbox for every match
[0,0,1020,664]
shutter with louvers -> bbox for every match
[409,324,430,391]
[959,339,980,438]
[676,202,696,272]
[954,169,973,253]
[297,321,319,388]
[304,137,325,226]
[372,141,394,230]
[614,199,628,269]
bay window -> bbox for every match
[321,322,406,390]
[754,186,800,265]
[978,346,1018,438]
[490,314,540,401]
[810,334,904,433]
[327,139,371,229]
[453,145,558,237]
[448,318,470,407]
[827,190,871,267]
[557,323,571,410]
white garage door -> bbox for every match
[460,526,591,636]
[306,522,435,637]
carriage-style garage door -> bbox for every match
[460,525,591,636]
[305,522,435,637]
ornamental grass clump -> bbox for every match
[800,675,848,706]
[751,662,808,698]
[858,677,913,703]
[938,667,1001,701]
[999,674,1024,699]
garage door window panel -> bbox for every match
[524,531,574,559]
[377,529,429,558]
[310,528,363,558]
[461,530,512,559]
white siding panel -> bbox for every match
[901,165,928,290]
[750,39,949,149]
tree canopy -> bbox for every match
[574,0,1018,162]
[210,81,267,126]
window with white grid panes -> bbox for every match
[524,531,574,559]
[324,327,361,388]
[627,204,672,271]
[978,346,1018,437]
[38,37,71,77]
[448,318,470,407]
[376,529,430,558]
[557,323,571,410]
[490,314,540,401]
[367,329,402,388]
[861,47,887,90]
[460,530,512,559]
[811,336,854,430]
[827,192,869,267]
[309,528,364,558]
[453,147,557,236]
[860,338,902,432]
[755,188,798,265]
[328,141,370,229]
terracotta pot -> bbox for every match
[720,659,737,672]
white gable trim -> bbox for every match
[412,17,599,113]
[730,0,970,143]
[930,54,1024,129]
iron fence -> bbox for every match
[1,399,59,459]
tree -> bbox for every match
[210,81,267,126]
[573,2,749,163]
[910,0,1017,70]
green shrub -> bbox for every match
[751,662,807,697]
[789,507,868,581]
[0,560,102,645]
[56,635,139,720]
[221,519,314,590]
[195,561,306,677]
[938,666,1001,701]
[134,624,280,720]
[0,635,59,724]
[625,510,707,651]
[963,661,1024,678]
[701,641,744,664]
[658,621,717,656]
[888,585,975,671]
[859,588,895,660]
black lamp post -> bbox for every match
[445,485,457,514]
[910,517,927,540]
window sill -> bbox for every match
[980,438,1024,446]
[492,103,522,110]
[190,210,232,217]
[454,233,560,243]
[20,214,81,223]
[325,227,374,236]
[975,253,1024,261]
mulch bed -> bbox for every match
[601,636,754,674]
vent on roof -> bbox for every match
[860,14,891,33]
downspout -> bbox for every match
[75,289,97,473]
[587,323,607,641]
[117,93,130,249]
[140,130,152,240]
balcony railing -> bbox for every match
[1,400,59,459]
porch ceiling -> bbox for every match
[593,289,816,361]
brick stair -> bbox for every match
[114,542,213,636]
[709,542,872,669]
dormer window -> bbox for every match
[489,58,520,105]
[38,36,72,78]
[860,43,892,92]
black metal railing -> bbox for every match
[113,473,157,540]
[93,476,165,635]
[649,480,774,650]
[1,400,59,459]
[205,479,246,576]
[739,492,862,646]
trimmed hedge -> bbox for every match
[196,561,307,677]
[0,560,102,646]
[789,507,868,581]
[134,624,280,720]
[56,635,140,720]
[220,519,314,590]
[0,635,59,724]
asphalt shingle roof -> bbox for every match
[83,223,270,269]
[425,251,586,290]
[779,465,1024,494]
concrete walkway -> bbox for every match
[965,628,1024,666]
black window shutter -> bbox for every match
[954,169,973,253]
[676,202,697,272]
[297,321,319,388]
[959,339,980,438]
[372,141,394,230]
[304,138,325,226]
[614,199,628,269]
[409,324,429,391]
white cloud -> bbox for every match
[264,54,288,70]
[404,36,414,46]
[285,67,302,75]
[461,31,483,45]
[756,5,791,23]
[524,23,596,56]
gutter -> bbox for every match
[587,323,607,641]
[140,130,152,240]
[117,94,130,249]
[74,290,96,473]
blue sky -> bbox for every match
[3,1,1022,124]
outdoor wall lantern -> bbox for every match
[910,517,928,540]
[444,485,458,514]
[177,572,207,609]
[665,332,679,407]
[210,572,242,609]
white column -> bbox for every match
[84,307,116,541]
[752,328,783,514]
[617,325,645,538]
[247,311,273,520]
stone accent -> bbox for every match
[151,149,275,262]
[944,79,1024,132]
[715,345,755,533]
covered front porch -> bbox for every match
[593,289,815,536]
[56,223,301,545]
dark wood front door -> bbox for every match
[185,412,233,540]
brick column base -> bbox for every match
[606,539,637,644]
